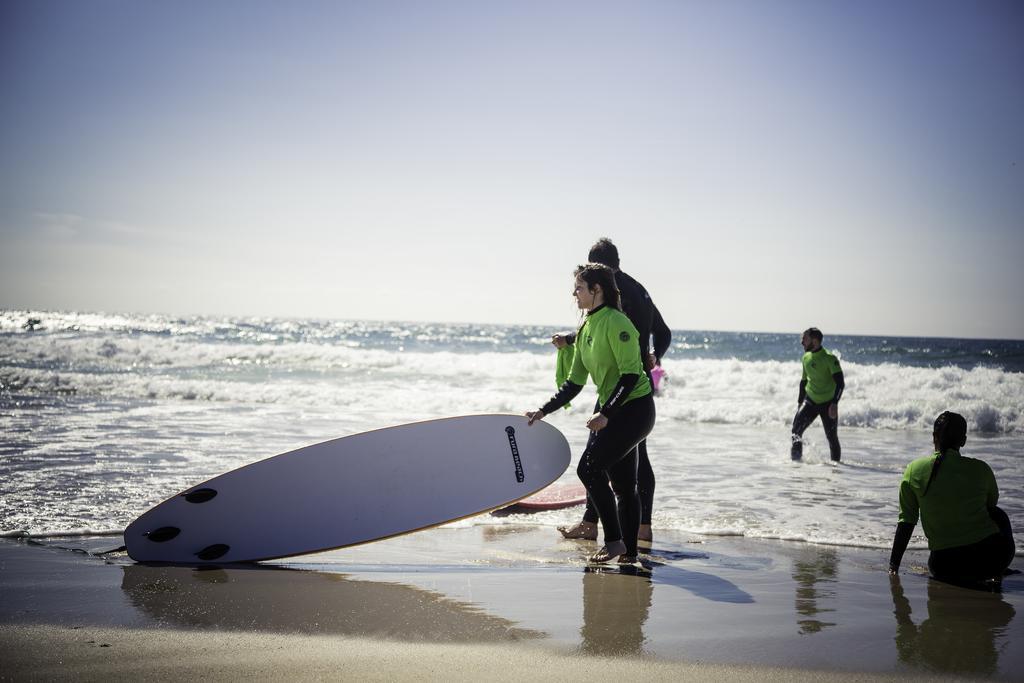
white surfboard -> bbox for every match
[124,414,570,564]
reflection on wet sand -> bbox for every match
[792,546,838,635]
[576,555,757,657]
[121,563,543,643]
[578,565,652,656]
[890,575,1017,677]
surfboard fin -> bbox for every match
[144,526,181,543]
[182,488,218,504]
[196,544,230,561]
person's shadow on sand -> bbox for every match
[642,558,755,604]
[890,574,1016,676]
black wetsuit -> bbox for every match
[791,399,842,461]
[790,347,844,461]
[928,507,1016,581]
[543,305,656,556]
[565,270,671,525]
[890,448,1016,582]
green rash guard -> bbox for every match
[897,449,1000,550]
[568,306,652,407]
[801,347,842,404]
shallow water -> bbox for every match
[2,310,1022,554]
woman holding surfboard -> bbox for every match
[527,263,655,564]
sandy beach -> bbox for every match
[2,526,1021,681]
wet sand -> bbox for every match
[2,526,1021,681]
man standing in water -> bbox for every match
[791,327,845,461]
[552,238,672,543]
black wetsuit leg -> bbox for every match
[582,389,657,526]
[581,495,599,524]
[791,400,840,461]
[928,506,1016,582]
[991,505,1015,544]
[580,399,602,525]
[581,439,654,525]
[637,439,654,525]
[576,394,655,556]
[791,401,818,460]
[820,406,841,462]
[636,366,656,524]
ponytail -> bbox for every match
[923,411,968,496]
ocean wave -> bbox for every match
[4,327,1023,433]
[0,528,125,539]
[1,310,554,354]
[653,359,1024,434]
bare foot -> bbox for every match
[590,540,627,563]
[638,524,653,543]
[558,521,598,541]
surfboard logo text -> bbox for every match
[505,426,525,483]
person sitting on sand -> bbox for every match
[888,411,1016,583]
[527,263,655,564]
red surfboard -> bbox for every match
[508,482,587,510]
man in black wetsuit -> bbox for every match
[552,237,672,544]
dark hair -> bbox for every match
[574,263,622,311]
[804,327,823,343]
[934,411,967,451]
[587,238,620,270]
[923,411,968,496]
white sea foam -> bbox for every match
[0,528,125,539]
[5,329,1023,434]
[655,358,1024,434]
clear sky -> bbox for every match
[2,1,1022,338]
